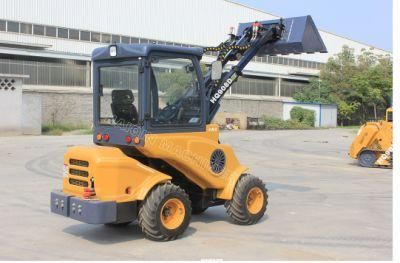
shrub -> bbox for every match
[42,123,91,135]
[290,106,315,127]
[262,116,312,130]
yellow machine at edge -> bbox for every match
[349,108,393,168]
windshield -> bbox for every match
[150,57,201,125]
[99,64,139,125]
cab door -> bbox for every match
[144,53,206,133]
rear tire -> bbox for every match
[359,150,377,167]
[225,174,268,225]
[138,183,191,241]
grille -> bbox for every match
[210,149,226,174]
[69,159,89,167]
[69,168,88,177]
[69,178,88,187]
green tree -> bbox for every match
[157,63,208,103]
[294,46,392,125]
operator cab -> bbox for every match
[92,44,206,147]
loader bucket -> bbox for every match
[237,15,327,55]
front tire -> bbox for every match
[359,150,377,167]
[138,183,191,241]
[225,174,268,225]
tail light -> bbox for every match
[83,187,95,199]
[125,136,132,144]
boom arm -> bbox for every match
[203,16,327,122]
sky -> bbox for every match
[234,0,392,52]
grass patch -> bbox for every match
[42,123,91,135]
[262,116,313,130]
[46,128,64,136]
[78,129,93,135]
[338,125,360,129]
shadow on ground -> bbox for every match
[63,223,198,244]
[62,206,270,244]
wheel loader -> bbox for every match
[51,16,327,241]
[349,108,393,168]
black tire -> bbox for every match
[225,174,268,225]
[359,150,377,167]
[138,183,191,241]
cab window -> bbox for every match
[149,56,202,126]
[98,64,139,125]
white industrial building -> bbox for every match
[0,0,391,131]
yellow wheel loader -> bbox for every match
[51,16,327,241]
[349,108,393,168]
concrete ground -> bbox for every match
[0,129,392,260]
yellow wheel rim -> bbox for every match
[246,187,264,214]
[160,198,186,230]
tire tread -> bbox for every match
[138,183,191,241]
[225,174,268,225]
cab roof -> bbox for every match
[92,43,204,61]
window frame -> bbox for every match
[146,52,206,133]
[45,26,57,37]
[0,20,6,31]
[20,23,32,34]
[80,30,90,41]
[101,33,111,43]
[111,35,121,43]
[57,27,69,38]
[91,32,100,42]
[95,60,142,127]
[33,24,45,35]
[121,36,130,44]
[69,29,79,40]
[7,21,19,33]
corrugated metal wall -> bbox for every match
[0,0,390,61]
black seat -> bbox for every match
[111,90,138,124]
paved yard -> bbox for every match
[0,129,392,260]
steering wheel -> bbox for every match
[157,103,180,122]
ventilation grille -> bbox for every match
[69,168,88,178]
[69,178,88,187]
[69,159,89,167]
[0,78,16,91]
[210,149,226,174]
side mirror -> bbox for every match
[211,61,222,80]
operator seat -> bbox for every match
[111,89,138,124]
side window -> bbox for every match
[99,65,139,125]
[150,56,202,126]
